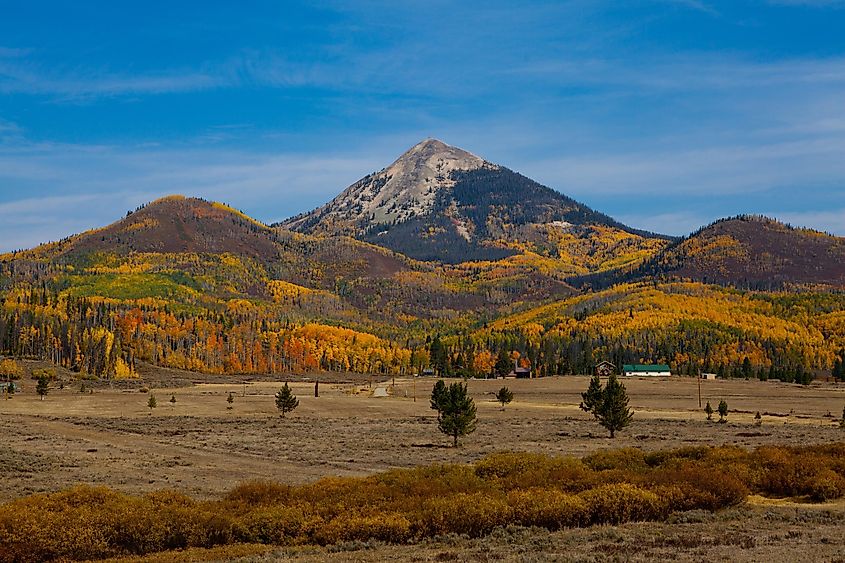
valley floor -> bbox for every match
[1,373,842,501]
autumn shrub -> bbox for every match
[506,488,587,529]
[236,505,320,544]
[806,469,845,502]
[315,512,412,545]
[420,492,512,537]
[751,446,824,497]
[2,444,844,562]
[294,476,407,521]
[225,480,292,508]
[644,446,709,467]
[374,464,489,501]
[474,452,593,491]
[644,465,748,511]
[578,483,667,524]
[583,448,647,472]
[0,486,237,562]
[475,452,552,481]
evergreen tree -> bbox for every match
[496,386,513,407]
[594,374,634,438]
[754,411,762,426]
[434,382,477,447]
[429,336,449,376]
[227,392,234,410]
[275,383,299,417]
[169,394,176,406]
[741,357,752,379]
[840,405,845,429]
[36,375,49,401]
[580,374,603,413]
[494,348,513,378]
[430,380,447,412]
[147,394,157,413]
[718,399,728,423]
[704,401,714,421]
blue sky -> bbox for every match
[2,1,845,251]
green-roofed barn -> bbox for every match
[623,364,672,377]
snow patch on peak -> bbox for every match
[309,139,493,229]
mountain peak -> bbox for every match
[400,138,479,161]
[282,139,490,234]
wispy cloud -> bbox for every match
[524,135,845,197]
[615,211,712,237]
[0,118,21,139]
[768,0,845,7]
[764,208,845,234]
[0,138,386,251]
[0,62,224,100]
[656,0,719,15]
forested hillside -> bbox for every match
[574,216,845,291]
[2,150,844,382]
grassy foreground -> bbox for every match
[1,444,844,562]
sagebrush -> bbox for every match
[0,444,843,562]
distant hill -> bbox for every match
[280,139,669,263]
[573,216,845,290]
[646,216,845,288]
[18,196,281,262]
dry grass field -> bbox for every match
[1,366,844,562]
[1,368,843,501]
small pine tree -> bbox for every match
[840,405,845,429]
[5,381,14,399]
[718,399,728,423]
[430,380,447,412]
[36,375,49,401]
[147,394,157,414]
[594,374,634,438]
[754,411,762,426]
[704,401,714,421]
[580,374,603,414]
[275,383,299,417]
[494,349,513,378]
[741,357,752,380]
[496,386,513,407]
[227,392,234,410]
[435,382,477,447]
[169,394,176,406]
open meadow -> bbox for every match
[1,367,844,562]
[1,369,843,500]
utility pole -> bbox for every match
[697,371,702,408]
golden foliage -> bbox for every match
[2,445,842,561]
